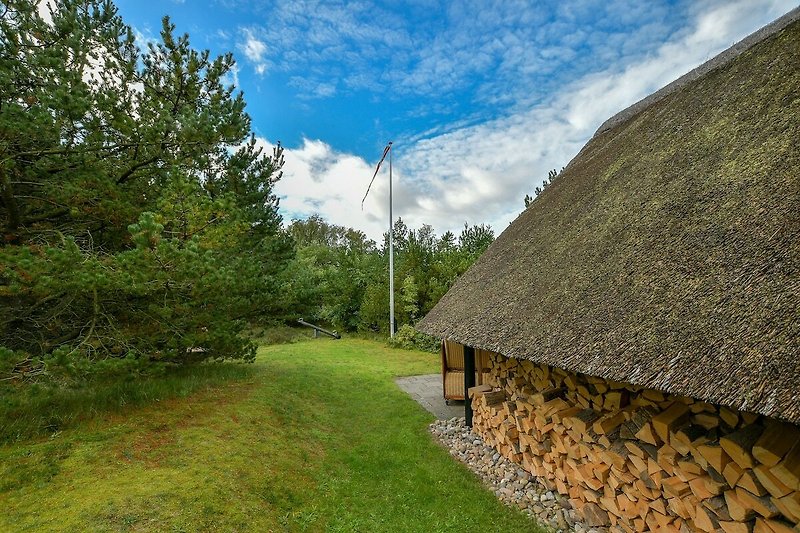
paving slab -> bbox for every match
[395,374,464,420]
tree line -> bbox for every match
[284,215,493,337]
[0,0,492,384]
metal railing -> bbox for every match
[297,319,341,339]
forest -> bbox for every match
[286,215,494,346]
[0,0,497,386]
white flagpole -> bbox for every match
[388,142,395,337]
[360,141,395,338]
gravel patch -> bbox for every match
[430,417,607,533]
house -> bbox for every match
[417,8,800,532]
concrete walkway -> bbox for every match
[395,374,464,420]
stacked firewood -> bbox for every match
[469,353,800,532]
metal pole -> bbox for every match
[297,319,341,339]
[464,345,476,427]
[388,142,395,337]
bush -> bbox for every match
[387,325,440,353]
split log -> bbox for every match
[720,407,740,428]
[642,389,666,402]
[754,517,797,533]
[627,454,647,476]
[753,422,800,467]
[662,477,692,498]
[468,384,492,398]
[719,521,754,533]
[481,390,507,407]
[571,409,601,435]
[600,495,622,518]
[603,390,629,411]
[644,513,660,531]
[620,406,657,439]
[725,489,757,522]
[552,406,583,424]
[459,352,800,533]
[703,494,733,521]
[688,475,716,500]
[695,503,721,532]
[635,422,660,446]
[668,494,690,519]
[704,476,728,497]
[655,511,678,531]
[649,497,668,515]
[694,412,721,430]
[697,442,732,473]
[594,410,627,435]
[677,459,704,477]
[530,387,565,406]
[738,469,770,497]
[774,491,800,522]
[652,402,691,443]
[691,401,717,413]
[742,412,761,425]
[658,443,678,474]
[748,469,788,505]
[672,423,709,455]
[581,502,611,526]
[724,461,746,488]
[771,442,800,491]
[603,440,631,470]
[720,424,764,470]
[648,457,663,477]
[736,487,780,519]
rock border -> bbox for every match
[430,417,606,533]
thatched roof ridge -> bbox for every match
[418,14,800,423]
[595,7,800,136]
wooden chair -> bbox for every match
[441,340,491,403]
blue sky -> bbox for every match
[116,0,797,240]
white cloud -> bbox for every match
[287,77,338,99]
[271,0,796,240]
[221,63,240,90]
[238,29,268,74]
[242,33,266,61]
[36,0,54,24]
[133,28,158,50]
[266,138,382,233]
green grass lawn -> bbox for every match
[0,339,543,532]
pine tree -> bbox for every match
[0,1,290,380]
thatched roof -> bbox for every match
[418,10,800,424]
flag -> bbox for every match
[361,141,392,210]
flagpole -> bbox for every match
[388,142,395,337]
[360,141,395,338]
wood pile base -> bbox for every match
[468,352,800,532]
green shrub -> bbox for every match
[387,324,440,353]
